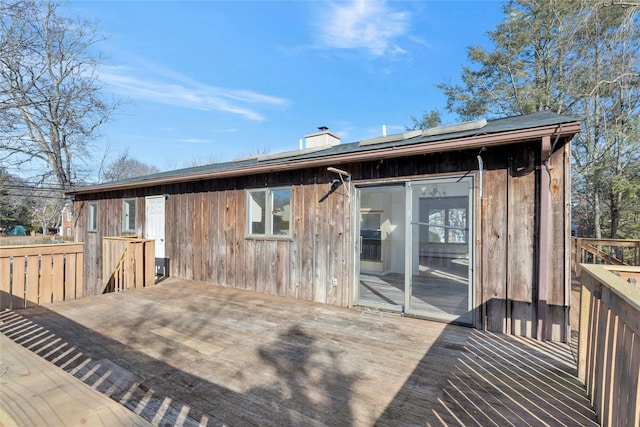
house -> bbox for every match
[59,203,75,241]
[68,111,580,342]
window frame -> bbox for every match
[421,196,468,245]
[246,187,293,239]
[360,210,382,262]
[87,202,98,232]
[122,198,136,233]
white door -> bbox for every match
[145,196,166,274]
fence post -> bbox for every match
[576,238,583,277]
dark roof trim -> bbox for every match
[69,120,580,195]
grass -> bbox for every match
[0,235,70,247]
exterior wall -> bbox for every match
[74,137,572,341]
[478,140,571,342]
[75,169,352,307]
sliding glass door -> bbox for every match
[355,176,474,325]
[356,185,406,311]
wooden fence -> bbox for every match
[573,238,640,277]
[102,237,155,293]
[578,264,640,426]
[0,243,84,310]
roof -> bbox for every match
[69,111,580,195]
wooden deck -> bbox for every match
[0,279,598,426]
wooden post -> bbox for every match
[578,273,590,382]
[576,238,583,277]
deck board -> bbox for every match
[1,279,597,426]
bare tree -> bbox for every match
[100,150,160,182]
[0,0,116,190]
[31,193,65,234]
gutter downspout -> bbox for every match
[477,148,485,329]
[537,135,552,341]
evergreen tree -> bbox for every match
[438,0,640,239]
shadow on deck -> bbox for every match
[0,279,597,426]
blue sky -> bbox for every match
[68,0,505,172]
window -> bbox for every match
[420,197,467,244]
[360,212,382,261]
[123,199,136,232]
[66,211,72,222]
[88,202,98,232]
[247,187,292,237]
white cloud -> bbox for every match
[100,64,289,121]
[178,138,214,144]
[315,0,410,56]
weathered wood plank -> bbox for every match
[75,251,83,299]
[482,168,508,333]
[185,191,195,281]
[629,331,640,426]
[0,257,11,310]
[25,256,40,307]
[0,334,152,426]
[0,280,598,426]
[193,192,203,282]
[289,185,302,300]
[507,149,536,337]
[232,189,244,289]
[64,254,77,300]
[276,241,289,296]
[208,189,219,283]
[11,256,26,309]
[548,146,568,341]
[216,191,226,286]
[225,189,236,287]
[134,241,144,289]
[40,254,53,305]
[0,243,84,257]
[125,241,135,291]
[302,182,315,301]
[144,241,154,287]
[52,253,65,302]
[314,182,328,303]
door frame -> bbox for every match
[145,195,167,277]
[352,175,476,326]
[353,183,406,312]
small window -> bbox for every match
[66,211,72,222]
[66,227,72,237]
[247,187,292,237]
[88,202,98,232]
[123,199,136,232]
[360,212,382,261]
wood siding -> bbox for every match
[74,138,572,341]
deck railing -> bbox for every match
[0,243,84,310]
[102,237,155,293]
[572,237,640,277]
[578,264,640,426]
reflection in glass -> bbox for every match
[272,188,291,236]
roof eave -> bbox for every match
[68,121,580,196]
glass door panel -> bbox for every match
[356,186,406,311]
[407,178,474,324]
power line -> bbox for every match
[1,184,68,192]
